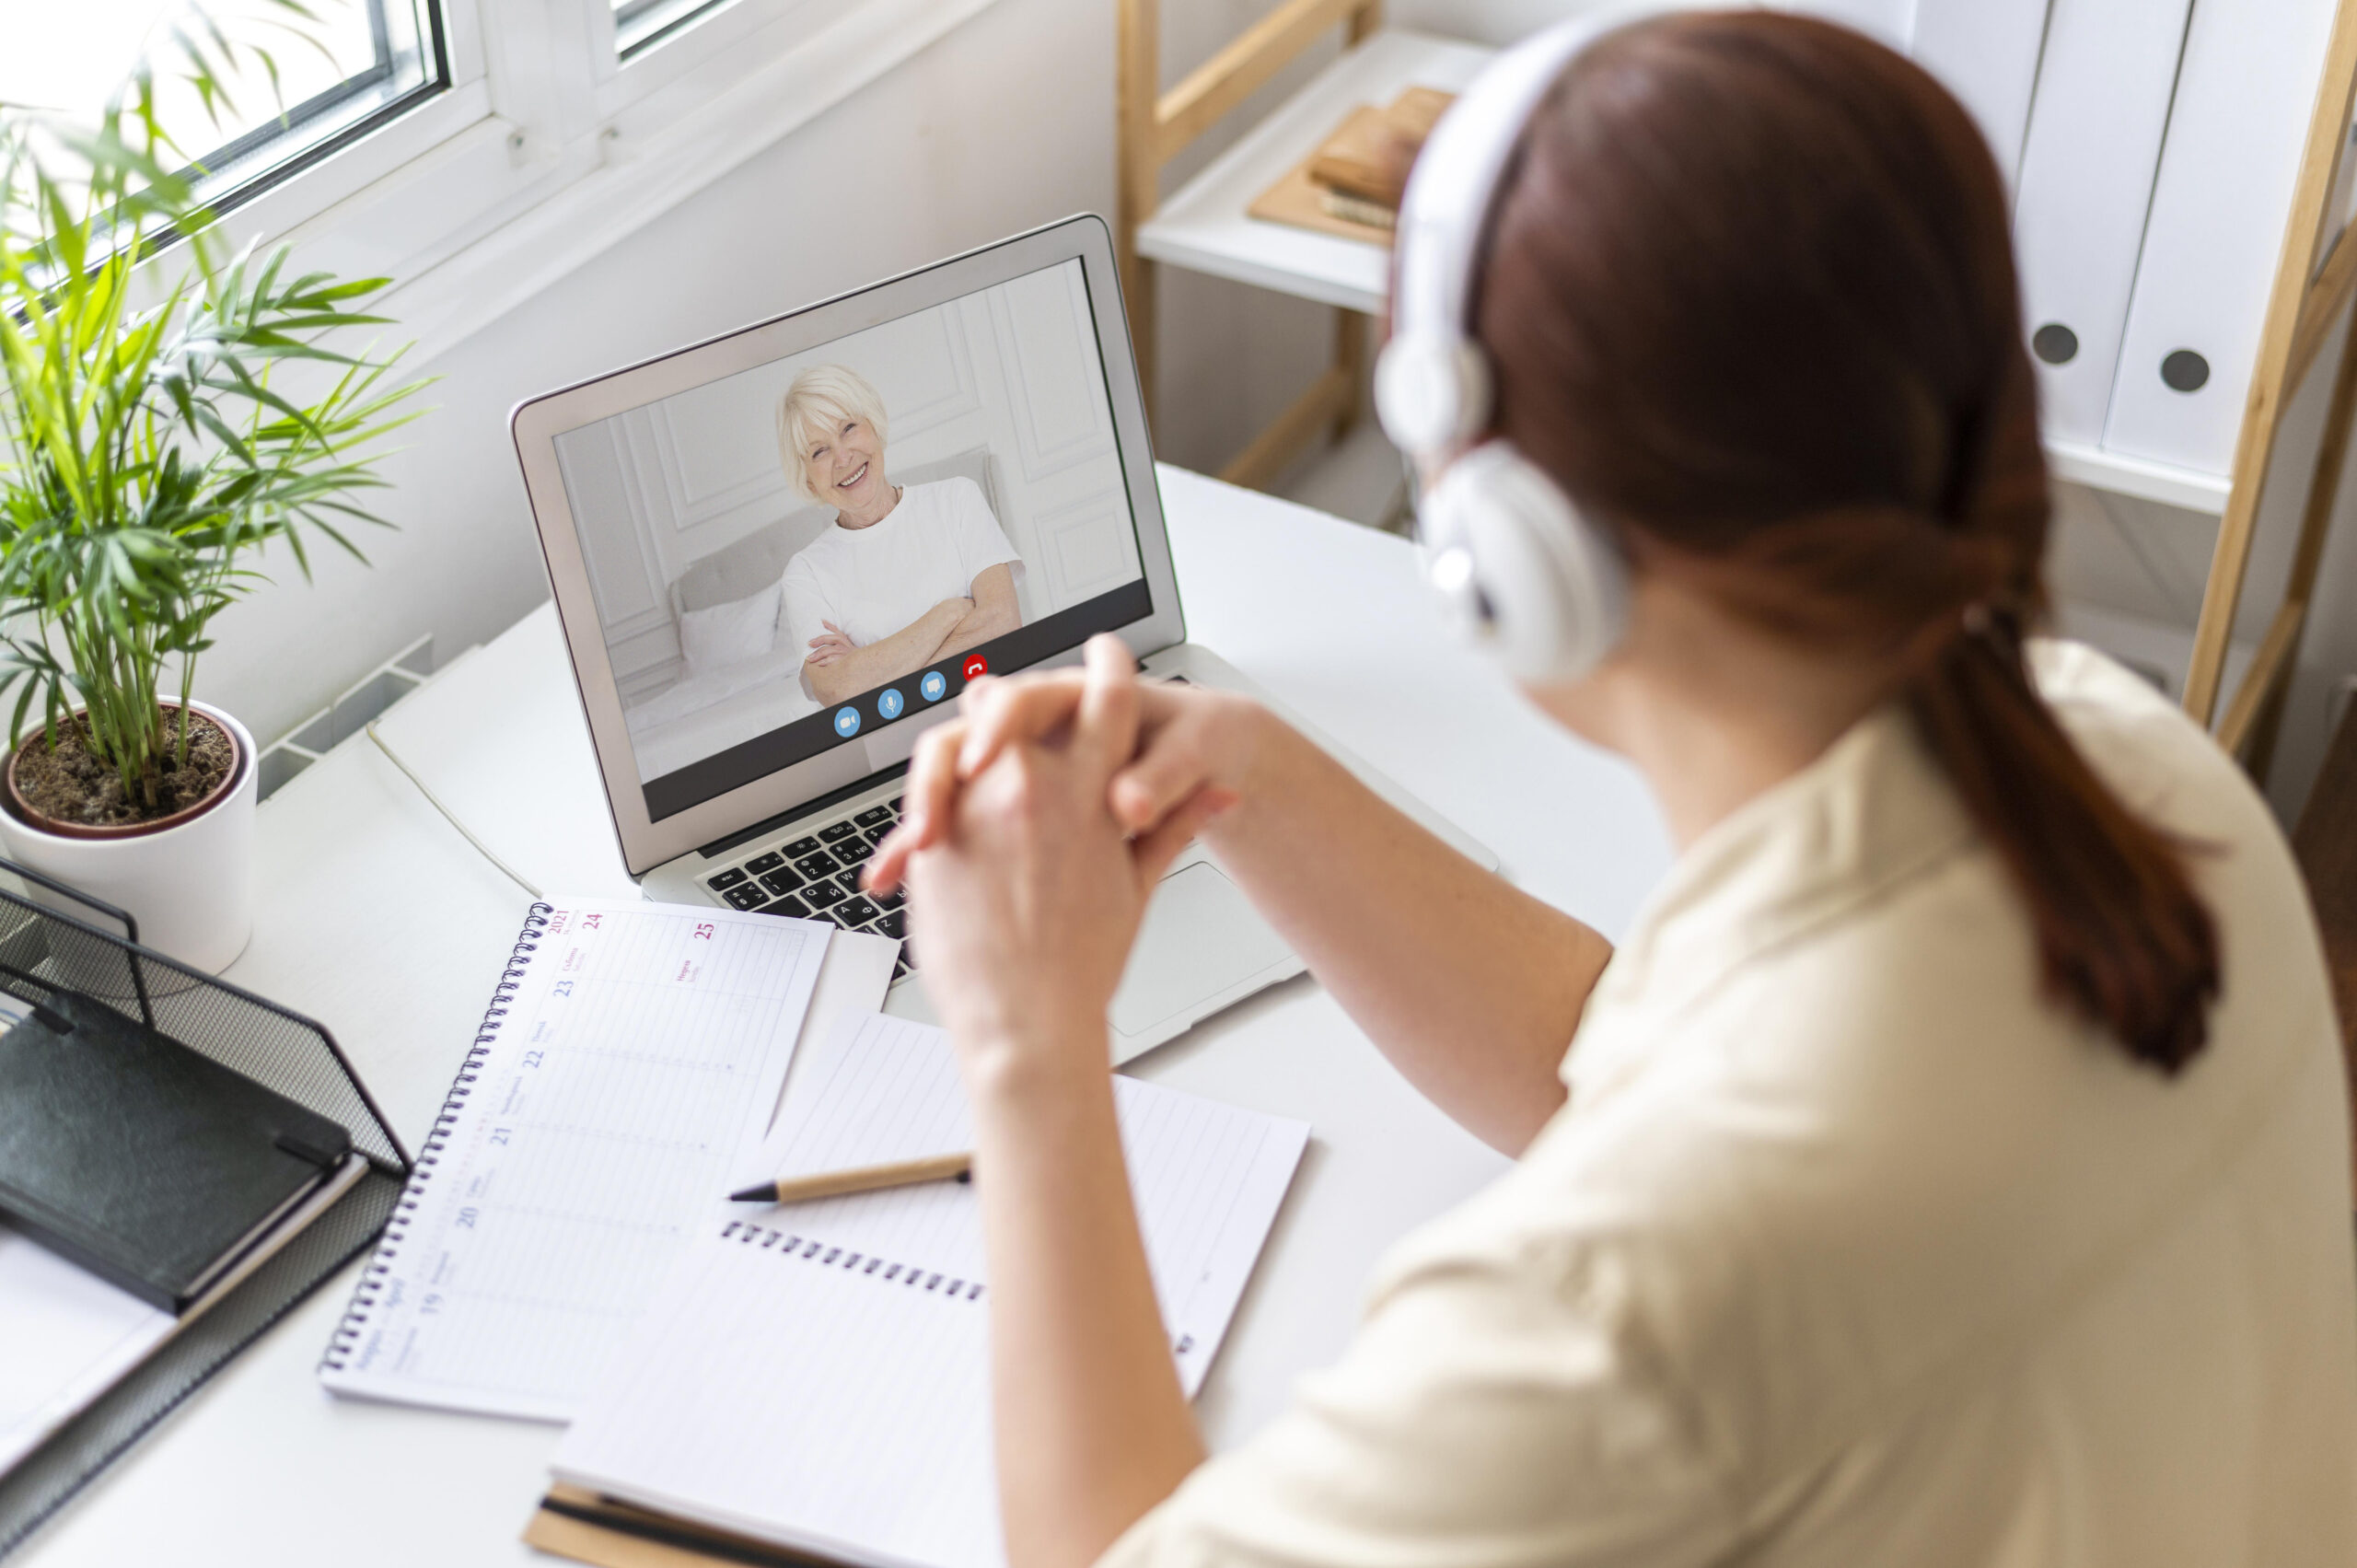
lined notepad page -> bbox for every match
[319,899,830,1421]
[553,1013,1307,1568]
[740,1011,1307,1378]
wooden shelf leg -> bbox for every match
[1220,364,1356,492]
[1117,0,1160,426]
[1331,309,1366,441]
[2185,0,2357,733]
[2232,296,2357,773]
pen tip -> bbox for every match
[727,1185,772,1202]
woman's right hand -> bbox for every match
[866,638,1270,895]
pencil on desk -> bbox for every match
[727,1152,972,1204]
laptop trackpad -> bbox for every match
[1110,863,1293,1039]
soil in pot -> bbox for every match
[9,708,238,830]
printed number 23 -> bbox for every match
[692,923,714,941]
[552,980,573,998]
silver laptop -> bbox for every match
[511,215,1492,1064]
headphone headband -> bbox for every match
[1378,4,1689,688]
[1380,3,1684,459]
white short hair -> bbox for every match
[776,364,890,502]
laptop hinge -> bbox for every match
[692,761,913,861]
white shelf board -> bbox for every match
[1137,29,1496,316]
[2044,436,2233,515]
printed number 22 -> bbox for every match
[692,923,714,941]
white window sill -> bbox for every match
[236,0,1008,370]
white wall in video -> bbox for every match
[552,259,1144,783]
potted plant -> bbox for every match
[0,14,420,971]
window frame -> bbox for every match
[171,0,1004,366]
[174,0,449,219]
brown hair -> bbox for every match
[1475,12,2218,1071]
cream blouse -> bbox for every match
[1101,641,2357,1567]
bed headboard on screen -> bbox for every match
[669,447,1004,615]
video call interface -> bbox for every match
[551,258,1151,822]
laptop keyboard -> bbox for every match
[702,797,914,980]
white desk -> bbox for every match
[17,467,1672,1566]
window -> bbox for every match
[0,0,446,215]
[6,0,1004,365]
[612,0,731,60]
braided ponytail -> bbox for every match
[1474,10,2220,1069]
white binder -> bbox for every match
[1908,0,2053,189]
[2010,0,2191,449]
[1771,0,1911,49]
[2104,0,2340,476]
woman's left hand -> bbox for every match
[902,635,1232,1081]
[807,621,855,666]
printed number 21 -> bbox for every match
[692,923,714,941]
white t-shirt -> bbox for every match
[778,478,1023,675]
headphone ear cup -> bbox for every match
[1418,443,1629,683]
[1376,333,1493,455]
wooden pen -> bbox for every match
[727,1152,972,1204]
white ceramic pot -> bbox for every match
[0,699,257,973]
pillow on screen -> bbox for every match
[677,581,781,674]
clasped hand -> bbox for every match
[867,634,1257,1078]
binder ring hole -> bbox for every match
[2161,350,2210,393]
[2032,323,2077,366]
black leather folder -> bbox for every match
[0,992,352,1313]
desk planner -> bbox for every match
[15,466,1674,1567]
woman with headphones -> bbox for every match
[868,10,2357,1566]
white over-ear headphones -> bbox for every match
[1377,6,1672,683]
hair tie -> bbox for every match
[1960,588,2030,644]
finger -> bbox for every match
[1074,634,1140,775]
[1130,784,1240,887]
[957,669,1086,777]
[876,721,968,883]
[1108,731,1216,834]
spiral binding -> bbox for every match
[720,1219,986,1302]
[319,902,554,1373]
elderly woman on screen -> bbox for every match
[774,365,1025,707]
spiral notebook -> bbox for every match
[317,897,834,1420]
[539,1011,1308,1568]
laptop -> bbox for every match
[511,215,1492,1064]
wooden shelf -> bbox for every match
[1137,29,1495,316]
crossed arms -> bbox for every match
[802,563,1020,706]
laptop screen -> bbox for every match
[547,256,1151,823]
